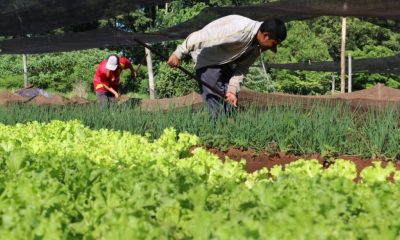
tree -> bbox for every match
[311,17,400,91]
[259,21,332,94]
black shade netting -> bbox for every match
[0,28,174,54]
[1,0,400,54]
[259,55,400,74]
[158,0,400,38]
[0,0,168,36]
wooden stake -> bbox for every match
[145,46,155,100]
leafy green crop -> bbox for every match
[1,121,400,239]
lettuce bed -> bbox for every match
[1,121,400,239]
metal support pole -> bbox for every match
[22,54,28,87]
[348,54,352,93]
[332,74,336,94]
[340,17,347,93]
[134,38,224,98]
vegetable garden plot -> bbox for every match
[1,120,400,239]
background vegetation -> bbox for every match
[1,0,399,97]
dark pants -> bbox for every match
[196,65,236,117]
[96,91,116,104]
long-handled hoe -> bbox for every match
[134,38,225,98]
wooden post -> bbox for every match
[145,46,155,100]
[332,74,336,94]
[165,3,169,12]
[348,54,352,93]
[340,17,347,93]
[22,54,28,87]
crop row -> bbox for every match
[1,103,399,159]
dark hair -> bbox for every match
[259,18,287,42]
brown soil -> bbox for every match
[206,147,400,181]
[0,91,91,106]
[69,96,90,105]
[29,95,70,105]
[140,92,203,111]
[0,91,29,105]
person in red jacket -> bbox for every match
[93,55,137,103]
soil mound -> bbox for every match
[2,84,400,110]
[69,96,90,105]
[29,95,71,106]
[0,90,93,106]
[0,91,30,105]
[129,84,400,111]
[140,92,203,111]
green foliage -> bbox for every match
[361,162,396,184]
[244,66,276,92]
[263,21,332,94]
[0,55,25,89]
[309,17,400,91]
[0,75,24,89]
[117,64,149,95]
[208,0,273,6]
[155,1,208,29]
[0,50,112,93]
[155,61,199,98]
[0,55,23,76]
[273,70,332,94]
[115,9,153,32]
[268,21,331,63]
[1,121,400,238]
[1,104,400,160]
[310,17,398,60]
[27,49,112,92]
[350,46,400,89]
